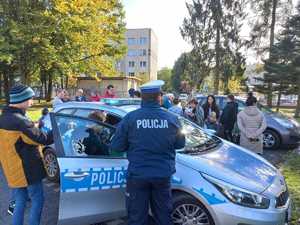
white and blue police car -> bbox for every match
[42,99,292,225]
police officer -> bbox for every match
[110,80,185,225]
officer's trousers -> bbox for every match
[126,177,173,225]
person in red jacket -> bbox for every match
[89,91,101,102]
[103,84,116,98]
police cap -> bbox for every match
[140,80,165,94]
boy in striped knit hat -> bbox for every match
[0,84,53,225]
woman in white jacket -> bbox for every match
[237,94,267,154]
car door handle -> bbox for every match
[64,172,89,179]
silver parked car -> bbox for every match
[197,95,300,150]
[43,100,291,225]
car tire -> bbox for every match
[43,149,60,183]
[263,129,281,150]
[172,193,215,225]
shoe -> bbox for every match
[7,202,15,216]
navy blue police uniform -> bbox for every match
[110,80,185,225]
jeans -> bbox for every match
[10,189,16,202]
[12,181,44,225]
[126,177,173,225]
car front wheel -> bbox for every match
[172,193,215,225]
[43,149,60,183]
[263,129,281,150]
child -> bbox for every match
[38,107,49,129]
[206,111,218,131]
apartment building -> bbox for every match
[116,28,158,81]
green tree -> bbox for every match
[257,2,300,117]
[284,3,300,117]
[249,0,293,107]
[157,67,172,91]
[171,52,209,93]
[181,0,246,94]
[171,53,188,92]
[0,0,126,102]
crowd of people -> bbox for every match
[53,86,267,155]
[0,81,268,225]
[162,92,267,154]
[53,84,117,108]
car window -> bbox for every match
[257,103,273,113]
[237,100,246,111]
[74,109,93,118]
[197,97,206,106]
[105,114,122,126]
[216,97,225,110]
[55,115,119,157]
[57,108,74,115]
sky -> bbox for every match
[122,0,191,69]
[122,0,299,69]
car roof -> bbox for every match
[53,101,139,117]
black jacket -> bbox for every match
[110,101,185,178]
[0,106,53,188]
[220,102,238,130]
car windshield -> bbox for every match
[257,103,273,113]
[179,118,221,154]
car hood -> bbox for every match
[177,142,278,193]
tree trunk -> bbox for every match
[46,71,53,102]
[20,57,28,85]
[65,75,69,89]
[295,89,300,118]
[213,0,222,95]
[0,73,3,99]
[40,67,49,100]
[3,65,15,104]
[214,23,221,95]
[267,0,278,108]
[60,76,64,89]
[276,89,282,112]
[3,72,10,104]
[295,76,300,117]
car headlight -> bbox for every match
[203,174,270,209]
[274,117,294,129]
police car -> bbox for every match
[43,100,291,225]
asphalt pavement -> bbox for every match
[0,149,291,225]
[0,169,59,225]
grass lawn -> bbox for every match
[282,152,300,224]
[27,106,52,121]
[0,100,52,122]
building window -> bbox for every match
[140,61,147,67]
[128,50,137,57]
[129,72,135,77]
[139,37,148,45]
[138,49,147,56]
[129,61,135,67]
[128,38,136,45]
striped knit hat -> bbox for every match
[9,85,35,104]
